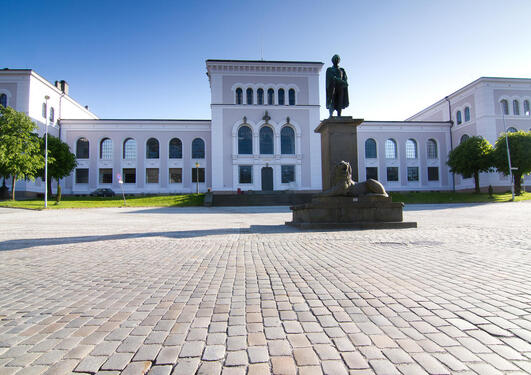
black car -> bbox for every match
[90,188,115,197]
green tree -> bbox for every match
[0,106,45,200]
[447,136,494,193]
[492,130,531,195]
[38,134,77,197]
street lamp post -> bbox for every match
[500,103,515,201]
[195,162,199,194]
[44,95,50,208]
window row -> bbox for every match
[75,167,205,184]
[42,103,56,124]
[456,106,471,125]
[500,99,530,116]
[364,138,438,160]
[366,166,439,182]
[238,165,295,184]
[235,87,296,106]
[75,137,206,160]
[0,93,7,107]
[238,125,295,155]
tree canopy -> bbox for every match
[492,130,531,195]
[447,136,493,193]
[0,106,45,200]
[39,134,77,196]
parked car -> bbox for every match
[90,188,115,197]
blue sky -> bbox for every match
[4,0,531,120]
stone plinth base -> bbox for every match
[286,195,417,230]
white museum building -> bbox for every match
[0,61,530,197]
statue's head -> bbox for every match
[331,54,340,65]
[334,161,352,182]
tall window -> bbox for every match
[75,168,89,184]
[123,168,136,183]
[280,126,295,154]
[524,100,530,116]
[49,107,55,124]
[235,88,242,104]
[456,110,462,125]
[99,168,113,184]
[500,100,509,115]
[278,89,285,105]
[405,139,417,159]
[513,100,520,115]
[239,166,252,184]
[288,89,295,105]
[146,168,159,183]
[0,93,7,107]
[259,127,274,154]
[169,168,182,183]
[192,168,205,183]
[192,138,205,158]
[100,138,112,159]
[246,88,253,105]
[42,102,47,118]
[460,134,469,143]
[146,138,159,159]
[366,167,378,180]
[428,167,439,181]
[407,167,419,182]
[281,165,295,183]
[365,138,377,158]
[238,126,253,155]
[76,138,89,159]
[123,138,136,159]
[464,107,470,122]
[386,167,399,182]
[427,139,438,159]
[169,138,182,159]
[507,127,517,133]
[385,139,397,159]
[267,89,274,105]
[257,88,264,105]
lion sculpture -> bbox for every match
[320,161,387,197]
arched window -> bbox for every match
[278,89,285,105]
[235,88,243,104]
[524,100,530,116]
[259,126,274,154]
[288,89,295,105]
[100,138,112,159]
[257,89,264,105]
[76,138,89,159]
[281,126,295,154]
[267,89,274,105]
[169,138,182,159]
[42,102,47,118]
[427,139,438,159]
[464,107,470,122]
[123,138,136,159]
[0,93,7,107]
[49,107,55,124]
[460,134,469,144]
[365,138,377,158]
[238,126,253,154]
[507,127,517,133]
[456,110,462,125]
[246,88,253,105]
[500,100,509,115]
[146,138,159,159]
[513,100,520,115]
[385,139,397,159]
[406,139,417,159]
[192,138,205,158]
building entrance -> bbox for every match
[261,167,273,191]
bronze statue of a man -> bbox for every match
[326,54,349,117]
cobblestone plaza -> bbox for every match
[0,203,530,375]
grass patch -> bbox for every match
[0,194,204,210]
[390,191,531,204]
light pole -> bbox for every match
[44,95,50,208]
[195,162,199,194]
[500,103,515,201]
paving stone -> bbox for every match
[147,365,172,375]
[368,359,400,375]
[179,341,205,357]
[293,347,320,366]
[247,363,270,375]
[248,346,269,363]
[342,351,369,369]
[171,358,200,374]
[322,360,348,375]
[74,355,107,373]
[268,340,292,356]
[155,346,180,364]
[202,345,226,361]
[122,361,151,375]
[271,356,297,375]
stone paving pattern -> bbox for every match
[0,202,530,375]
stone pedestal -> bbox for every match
[315,117,363,190]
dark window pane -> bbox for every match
[238,126,253,154]
[257,89,264,105]
[464,107,470,122]
[123,168,136,183]
[281,165,295,183]
[49,107,55,124]
[76,138,89,159]
[239,165,252,184]
[387,167,399,181]
[235,88,242,104]
[99,168,113,184]
[169,168,182,183]
[365,139,377,158]
[169,138,182,159]
[501,100,509,115]
[192,168,205,183]
[428,167,439,181]
[407,167,419,181]
[278,89,285,105]
[457,111,462,124]
[192,138,205,158]
[513,100,520,115]
[460,134,469,144]
[246,88,253,105]
[281,126,295,154]
[0,94,7,107]
[75,168,89,184]
[259,127,274,154]
[42,102,47,118]
[288,89,295,105]
[267,89,274,105]
[366,167,378,180]
[146,138,159,159]
[146,168,159,183]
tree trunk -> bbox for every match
[514,173,522,196]
[47,177,53,198]
[473,171,480,194]
[11,174,16,200]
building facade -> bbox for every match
[0,64,529,197]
